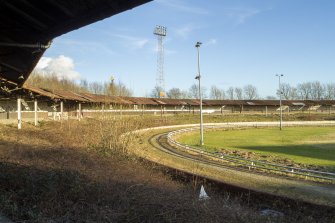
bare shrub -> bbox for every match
[58,116,147,157]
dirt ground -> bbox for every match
[0,120,334,222]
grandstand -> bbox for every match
[0,86,334,121]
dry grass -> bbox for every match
[0,116,334,222]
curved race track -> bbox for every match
[137,121,335,207]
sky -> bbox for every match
[35,0,335,98]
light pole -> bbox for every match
[195,41,204,145]
[276,74,284,130]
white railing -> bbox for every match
[166,126,335,182]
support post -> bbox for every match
[102,104,105,119]
[265,106,268,117]
[17,97,22,129]
[60,101,64,119]
[78,103,82,120]
[34,99,38,126]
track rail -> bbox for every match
[166,126,335,183]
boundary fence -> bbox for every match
[167,125,335,182]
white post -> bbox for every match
[102,104,105,119]
[60,101,64,119]
[34,99,38,126]
[265,106,268,117]
[78,103,82,120]
[276,74,284,130]
[17,97,22,129]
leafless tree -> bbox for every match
[243,84,258,100]
[210,85,225,99]
[226,87,234,99]
[278,83,291,99]
[234,87,243,100]
[89,82,104,94]
[278,83,298,100]
[150,85,164,98]
[189,84,207,99]
[180,90,189,99]
[310,81,324,100]
[116,81,133,97]
[167,88,183,99]
[324,83,335,99]
[297,82,312,99]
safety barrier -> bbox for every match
[167,126,335,182]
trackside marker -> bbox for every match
[199,185,210,201]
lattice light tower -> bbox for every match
[154,25,167,98]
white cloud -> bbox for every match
[175,25,193,39]
[224,8,261,24]
[156,0,208,15]
[175,24,203,39]
[204,38,217,47]
[34,55,80,80]
[134,39,149,49]
[110,33,149,50]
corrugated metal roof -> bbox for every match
[48,89,89,102]
[0,0,152,86]
[124,97,158,105]
[24,85,63,100]
[14,86,335,107]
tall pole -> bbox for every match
[195,42,204,146]
[276,74,284,130]
[154,25,167,97]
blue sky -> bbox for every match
[37,0,335,98]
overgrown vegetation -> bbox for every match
[26,71,335,100]
[0,116,334,222]
[25,71,133,96]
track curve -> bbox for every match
[139,121,335,207]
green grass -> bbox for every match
[178,126,335,171]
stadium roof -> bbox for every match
[0,0,152,87]
[3,85,332,108]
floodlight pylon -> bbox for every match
[154,25,167,98]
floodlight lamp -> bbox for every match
[154,25,167,36]
[195,75,200,80]
[195,42,202,48]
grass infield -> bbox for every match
[178,126,335,171]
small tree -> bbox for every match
[297,82,312,100]
[189,84,207,99]
[226,87,234,100]
[234,87,243,100]
[167,88,182,99]
[324,83,335,99]
[150,85,164,98]
[210,85,225,99]
[311,81,324,100]
[243,84,258,100]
